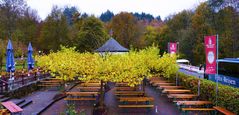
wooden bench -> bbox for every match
[116,87,136,91]
[38,84,61,87]
[163,89,191,94]
[77,87,101,90]
[83,80,101,83]
[213,106,236,115]
[116,91,144,95]
[149,80,168,85]
[66,92,99,96]
[168,94,197,99]
[64,97,96,101]
[182,108,215,111]
[40,80,62,83]
[115,91,144,97]
[77,86,101,89]
[79,83,101,87]
[153,83,175,87]
[46,78,61,80]
[40,83,62,85]
[118,105,154,108]
[1,101,23,114]
[150,80,168,84]
[119,97,154,102]
[157,86,184,90]
[175,101,212,106]
[115,83,129,86]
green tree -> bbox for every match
[191,3,215,65]
[110,12,142,48]
[76,16,108,52]
[17,8,39,46]
[0,0,27,39]
[144,26,158,46]
[39,6,69,52]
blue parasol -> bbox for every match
[6,40,15,72]
[27,42,34,70]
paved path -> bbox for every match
[22,88,59,115]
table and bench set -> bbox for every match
[148,77,235,115]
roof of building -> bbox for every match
[95,38,129,52]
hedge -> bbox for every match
[166,72,239,114]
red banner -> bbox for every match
[204,35,217,74]
[169,43,177,54]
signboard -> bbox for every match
[204,35,217,74]
[169,42,177,54]
[208,74,239,88]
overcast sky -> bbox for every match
[26,0,206,20]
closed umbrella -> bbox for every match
[27,43,34,70]
[6,40,15,90]
[6,40,15,73]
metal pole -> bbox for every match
[216,34,219,106]
[168,42,170,53]
[177,42,179,54]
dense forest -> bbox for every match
[0,0,238,65]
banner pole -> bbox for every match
[216,34,219,106]
[168,42,169,53]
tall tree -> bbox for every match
[0,0,27,39]
[63,6,78,25]
[100,10,114,22]
[144,26,158,46]
[110,12,142,48]
[191,3,215,64]
[39,6,69,52]
[17,7,39,45]
[76,16,108,52]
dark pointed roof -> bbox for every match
[95,38,129,52]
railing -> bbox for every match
[0,79,8,93]
[0,72,50,94]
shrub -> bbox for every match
[167,73,239,114]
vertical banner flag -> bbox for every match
[169,42,177,54]
[204,35,217,74]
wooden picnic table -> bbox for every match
[213,106,236,115]
[149,80,168,84]
[153,83,174,87]
[115,83,129,86]
[118,105,154,108]
[77,87,101,89]
[176,101,212,106]
[167,94,198,99]
[1,101,23,114]
[119,97,154,102]
[163,89,191,94]
[157,86,184,90]
[64,97,96,101]
[79,83,101,87]
[116,87,136,91]
[80,83,101,85]
[66,92,99,96]
[150,80,168,84]
[116,83,128,85]
[115,91,144,96]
